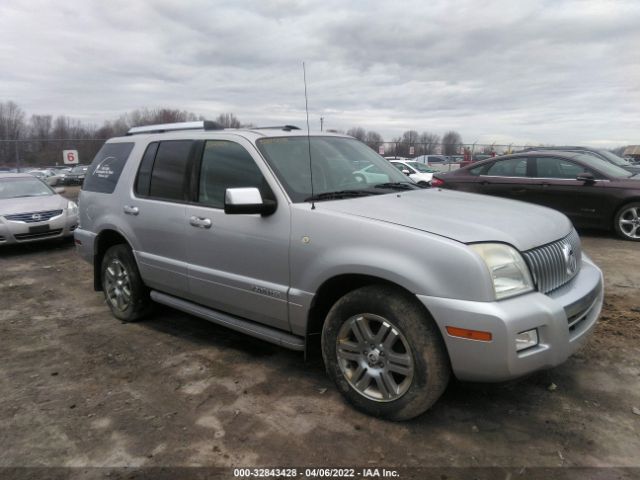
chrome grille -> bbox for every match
[3,209,63,223]
[522,229,582,294]
[14,228,63,240]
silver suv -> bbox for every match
[75,121,603,420]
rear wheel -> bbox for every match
[321,285,450,421]
[101,244,151,321]
[614,202,640,241]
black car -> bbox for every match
[62,165,88,185]
[433,150,640,241]
[521,146,640,175]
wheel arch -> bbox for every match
[614,197,640,214]
[93,229,132,291]
[306,273,441,342]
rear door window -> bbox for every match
[485,157,528,177]
[534,157,585,179]
[146,141,193,201]
[83,142,134,193]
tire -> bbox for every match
[613,202,640,241]
[321,285,450,421]
[101,244,151,321]
[418,181,430,188]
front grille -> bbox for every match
[522,229,582,294]
[4,209,63,223]
[14,229,63,240]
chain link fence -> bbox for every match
[0,138,537,172]
[0,139,107,171]
[368,141,530,158]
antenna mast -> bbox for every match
[303,62,315,210]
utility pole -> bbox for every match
[320,117,324,132]
[15,141,20,172]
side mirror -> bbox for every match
[576,172,595,183]
[402,169,411,175]
[224,187,276,216]
[54,187,66,194]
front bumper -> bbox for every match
[0,212,79,245]
[62,177,84,185]
[419,256,603,382]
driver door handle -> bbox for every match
[189,216,212,229]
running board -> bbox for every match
[150,291,305,351]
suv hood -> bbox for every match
[320,189,572,252]
[0,195,66,216]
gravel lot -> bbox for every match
[1,187,639,477]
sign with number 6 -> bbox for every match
[63,150,79,165]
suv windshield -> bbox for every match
[0,177,54,199]
[257,137,416,202]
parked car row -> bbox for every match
[433,150,640,241]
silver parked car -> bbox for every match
[0,173,79,245]
[75,121,603,420]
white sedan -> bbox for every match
[27,169,64,186]
[390,160,437,186]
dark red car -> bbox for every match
[432,150,640,241]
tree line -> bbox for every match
[345,127,463,156]
[5,99,627,167]
[0,101,247,167]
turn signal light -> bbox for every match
[431,178,445,187]
[446,326,492,342]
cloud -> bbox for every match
[0,0,638,146]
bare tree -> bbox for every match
[442,130,463,155]
[30,115,52,139]
[418,131,440,155]
[122,108,198,128]
[346,127,366,142]
[215,113,242,128]
[364,130,383,151]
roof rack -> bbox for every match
[127,120,224,135]
[252,125,301,131]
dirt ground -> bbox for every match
[1,186,639,477]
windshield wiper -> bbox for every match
[305,190,376,202]
[374,182,419,191]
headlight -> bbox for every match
[67,200,78,215]
[470,243,534,300]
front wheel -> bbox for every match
[614,202,640,241]
[321,285,450,421]
[101,244,151,321]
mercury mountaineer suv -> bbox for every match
[75,121,603,420]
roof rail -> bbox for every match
[127,120,224,135]
[252,125,301,131]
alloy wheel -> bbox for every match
[619,206,640,239]
[104,258,132,312]
[336,313,414,402]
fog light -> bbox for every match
[516,328,538,352]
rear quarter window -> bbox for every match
[83,142,135,193]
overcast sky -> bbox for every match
[1,0,638,146]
